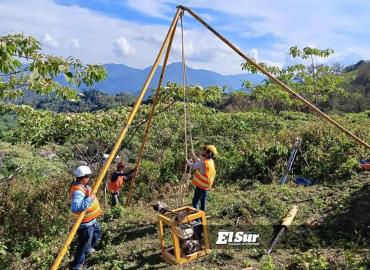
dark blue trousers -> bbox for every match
[70,222,101,270]
[192,186,208,211]
[111,192,119,206]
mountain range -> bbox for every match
[92,62,265,95]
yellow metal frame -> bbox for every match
[158,206,211,265]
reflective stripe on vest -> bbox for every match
[69,184,102,223]
[192,159,216,190]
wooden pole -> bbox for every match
[178,5,370,150]
[50,8,182,270]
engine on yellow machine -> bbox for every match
[154,202,211,265]
[175,221,203,254]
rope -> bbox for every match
[181,11,193,164]
[182,12,189,162]
[177,11,192,207]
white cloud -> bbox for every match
[0,0,240,73]
[66,38,80,49]
[43,33,58,48]
[113,37,136,57]
[0,0,166,67]
[43,34,80,50]
[124,0,172,19]
[125,0,370,70]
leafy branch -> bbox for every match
[0,33,107,101]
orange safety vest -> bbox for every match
[192,159,216,190]
[69,184,102,223]
[361,163,370,170]
[108,174,126,193]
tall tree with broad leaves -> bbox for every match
[0,33,107,103]
[242,46,346,112]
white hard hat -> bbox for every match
[74,165,92,178]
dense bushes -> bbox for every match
[0,143,70,268]
[5,104,368,194]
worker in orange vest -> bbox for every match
[108,161,136,206]
[69,165,102,270]
[187,145,217,211]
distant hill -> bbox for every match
[344,60,367,73]
[92,62,264,95]
[343,60,370,95]
[340,60,370,112]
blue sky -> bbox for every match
[0,0,369,74]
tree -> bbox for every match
[242,60,295,116]
[220,91,255,112]
[0,34,107,102]
[288,46,345,108]
[154,82,224,105]
[242,46,346,112]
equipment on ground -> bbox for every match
[155,205,211,265]
[294,177,312,186]
[280,138,308,185]
[360,160,370,170]
[153,201,178,216]
[266,205,298,254]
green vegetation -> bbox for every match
[18,89,135,113]
[0,34,369,269]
